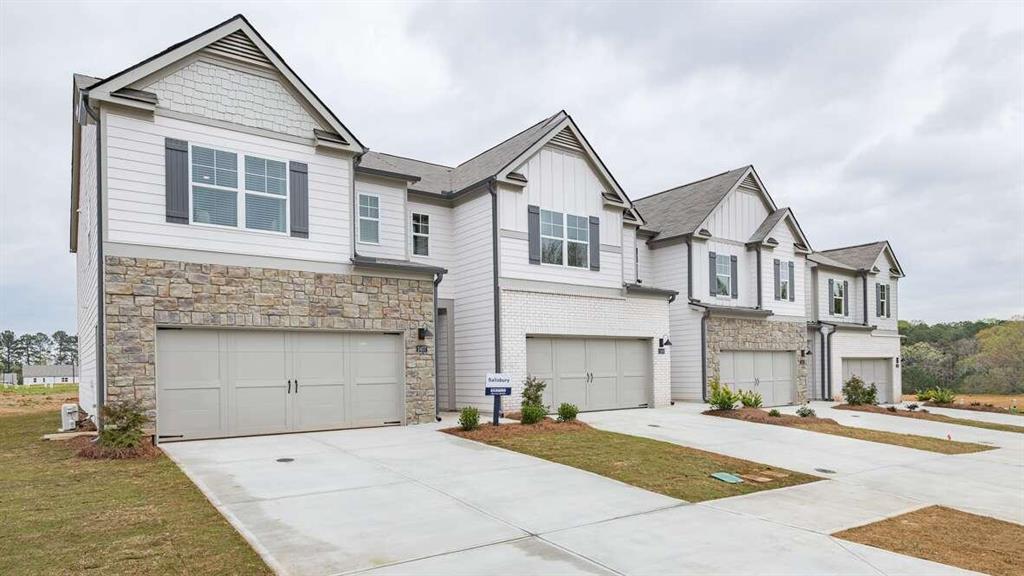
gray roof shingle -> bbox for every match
[358,152,453,195]
[633,166,750,239]
[22,365,79,378]
[748,208,790,245]
[818,241,889,271]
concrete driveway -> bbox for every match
[163,415,985,576]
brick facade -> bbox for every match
[103,256,436,423]
[706,316,810,402]
[499,288,672,410]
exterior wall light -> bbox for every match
[659,336,672,348]
[418,327,432,340]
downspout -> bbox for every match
[701,307,711,402]
[433,270,445,422]
[686,236,693,300]
[821,322,836,400]
[83,94,104,428]
[755,246,763,309]
[489,180,501,372]
[861,272,869,325]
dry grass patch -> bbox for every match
[445,419,819,502]
[902,393,1023,415]
[836,403,1024,434]
[834,505,1024,576]
[706,408,995,454]
[0,410,272,576]
[0,384,78,415]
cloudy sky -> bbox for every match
[1,1,1021,335]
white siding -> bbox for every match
[818,270,861,323]
[104,111,352,264]
[354,175,406,260]
[762,222,806,318]
[407,198,454,299]
[637,237,654,284]
[692,239,757,308]
[804,265,817,320]
[703,186,770,241]
[77,123,99,417]
[451,193,495,407]
[622,227,637,284]
[501,238,623,289]
[651,242,702,400]
[870,250,899,331]
[831,331,902,403]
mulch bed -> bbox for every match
[444,418,587,441]
[704,407,840,427]
[71,435,162,460]
[834,505,1024,576]
[926,402,1021,416]
[836,403,1024,434]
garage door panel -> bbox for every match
[843,358,891,403]
[529,337,650,412]
[158,388,223,437]
[617,340,649,407]
[351,334,403,424]
[233,386,290,435]
[586,340,618,411]
[291,332,348,432]
[719,350,796,407]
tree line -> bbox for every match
[900,318,1023,394]
[0,330,79,375]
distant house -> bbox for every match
[21,365,80,386]
[1,373,17,386]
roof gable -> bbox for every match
[748,208,812,251]
[634,166,750,240]
[817,241,904,276]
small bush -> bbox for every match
[796,405,816,418]
[98,400,147,450]
[927,387,956,404]
[842,376,878,406]
[458,406,480,431]
[521,375,548,410]
[907,403,919,411]
[521,404,546,425]
[768,408,782,417]
[739,389,763,408]
[557,402,579,422]
[708,380,740,411]
[916,389,934,402]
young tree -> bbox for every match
[961,321,1024,394]
[0,330,21,373]
[19,332,54,365]
[52,330,79,365]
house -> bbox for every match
[70,15,675,441]
[2,373,18,386]
[20,365,80,386]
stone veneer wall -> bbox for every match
[103,256,435,423]
[706,316,809,403]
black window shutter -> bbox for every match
[828,279,835,315]
[165,138,189,224]
[876,283,882,317]
[528,205,540,264]
[773,259,781,300]
[588,216,600,271]
[708,252,717,296]
[730,255,738,299]
[788,261,795,302]
[289,161,309,238]
[885,285,891,318]
[843,280,849,316]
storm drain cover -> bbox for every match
[814,467,837,474]
[276,458,295,463]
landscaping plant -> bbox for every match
[927,387,957,404]
[739,390,763,408]
[842,376,878,406]
[80,400,149,458]
[521,404,546,425]
[708,380,740,411]
[521,375,548,411]
[916,389,934,402]
[767,409,782,417]
[796,405,816,418]
[557,402,579,422]
[458,406,480,431]
[907,403,919,411]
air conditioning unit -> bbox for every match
[60,404,78,432]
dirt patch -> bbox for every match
[837,404,1024,434]
[444,418,587,441]
[834,505,1024,576]
[705,408,994,454]
[902,393,1023,414]
[0,391,78,415]
[71,435,162,460]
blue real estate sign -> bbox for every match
[485,373,512,425]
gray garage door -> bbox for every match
[842,358,892,403]
[156,329,404,441]
[526,337,650,412]
[719,350,796,407]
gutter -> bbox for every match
[755,246,763,309]
[819,321,837,399]
[433,269,445,422]
[83,94,105,428]
[623,283,678,301]
[686,236,693,300]
[689,301,713,402]
[861,272,869,325]
[490,180,501,372]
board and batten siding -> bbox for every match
[702,186,770,241]
[451,192,496,408]
[651,242,701,399]
[407,198,454,299]
[636,238,654,284]
[354,174,407,260]
[76,122,100,417]
[103,110,352,264]
[762,222,805,318]
[622,226,638,284]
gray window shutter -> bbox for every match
[709,252,717,296]
[730,255,738,299]
[828,279,835,314]
[165,138,189,224]
[885,285,891,318]
[788,261,795,302]
[843,280,849,316]
[528,205,541,264]
[876,283,882,317]
[773,259,781,300]
[289,161,309,238]
[589,216,600,271]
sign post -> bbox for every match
[484,373,512,426]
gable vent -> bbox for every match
[739,173,759,191]
[204,30,273,70]
[549,127,584,153]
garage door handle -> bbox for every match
[295,380,299,394]
[288,379,292,394]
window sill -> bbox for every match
[189,221,291,237]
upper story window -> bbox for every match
[832,280,845,315]
[715,253,732,297]
[878,283,890,317]
[358,194,379,244]
[541,209,589,268]
[190,145,288,233]
[412,213,429,256]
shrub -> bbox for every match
[916,389,934,402]
[98,400,147,450]
[739,389,763,408]
[458,406,480,431]
[557,402,579,422]
[521,375,548,410]
[768,408,782,417]
[708,380,740,411]
[796,405,816,418]
[521,404,546,425]
[927,387,956,404]
[842,376,878,406]
[907,403,919,411]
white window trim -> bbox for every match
[831,280,846,317]
[879,283,889,317]
[540,209,590,269]
[358,192,381,245]
[715,253,732,298]
[411,212,429,256]
[565,214,590,269]
[777,260,790,301]
[187,143,291,236]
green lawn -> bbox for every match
[0,410,272,576]
[3,383,79,395]
[448,421,819,502]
